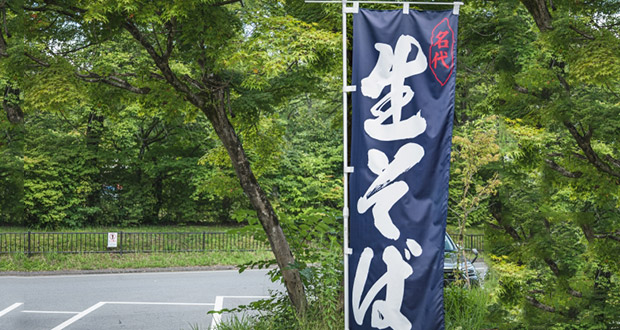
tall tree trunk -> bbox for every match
[120,18,308,316]
[85,112,104,224]
[1,84,24,224]
[151,169,163,224]
[202,99,308,315]
[3,85,23,124]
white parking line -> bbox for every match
[210,296,225,330]
[0,303,23,318]
[210,296,269,330]
[106,302,214,306]
[50,301,106,330]
[22,311,79,314]
[49,301,216,330]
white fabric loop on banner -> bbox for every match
[402,2,409,14]
[345,166,355,173]
[344,85,357,93]
[343,1,359,13]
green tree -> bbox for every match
[2,0,340,315]
[450,116,501,287]
[457,1,620,327]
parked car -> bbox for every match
[444,232,480,286]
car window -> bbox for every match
[444,234,457,252]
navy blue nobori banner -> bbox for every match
[349,8,458,330]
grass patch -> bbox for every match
[0,250,274,272]
[0,225,242,233]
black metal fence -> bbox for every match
[0,231,484,255]
[449,233,485,252]
[0,231,269,255]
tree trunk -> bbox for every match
[120,18,308,316]
[1,85,24,224]
[3,85,23,124]
[520,0,553,32]
[202,98,308,315]
[85,112,104,224]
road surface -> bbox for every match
[0,269,281,330]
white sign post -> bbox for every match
[107,232,118,248]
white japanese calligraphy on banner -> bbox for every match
[352,34,428,330]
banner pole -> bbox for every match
[342,0,350,328]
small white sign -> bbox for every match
[107,232,118,248]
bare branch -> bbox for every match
[544,257,560,277]
[122,20,204,108]
[0,2,8,57]
[163,18,175,60]
[605,154,620,169]
[212,0,243,6]
[569,289,583,298]
[514,84,529,94]
[182,74,206,91]
[556,73,570,93]
[75,72,151,94]
[0,34,7,57]
[544,159,583,178]
[24,52,50,67]
[54,42,97,56]
[564,121,620,180]
[593,231,620,242]
[569,25,595,40]
[525,296,556,313]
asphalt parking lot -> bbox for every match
[0,269,280,330]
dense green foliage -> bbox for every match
[0,0,341,230]
[454,1,620,328]
[1,0,619,328]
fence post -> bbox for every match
[27,231,31,257]
[119,231,123,256]
[202,232,206,252]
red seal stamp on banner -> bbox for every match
[429,18,455,86]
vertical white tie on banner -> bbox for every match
[402,2,409,14]
[453,1,463,15]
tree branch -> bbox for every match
[593,231,620,242]
[122,20,204,109]
[604,154,620,169]
[525,296,556,313]
[22,0,86,18]
[182,74,206,91]
[24,52,50,67]
[544,257,560,277]
[520,0,553,32]
[544,159,583,178]
[163,18,175,60]
[54,42,97,56]
[75,72,151,94]
[564,121,620,180]
[0,2,7,57]
[514,84,530,94]
[569,25,595,40]
[212,0,243,6]
[556,73,570,93]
